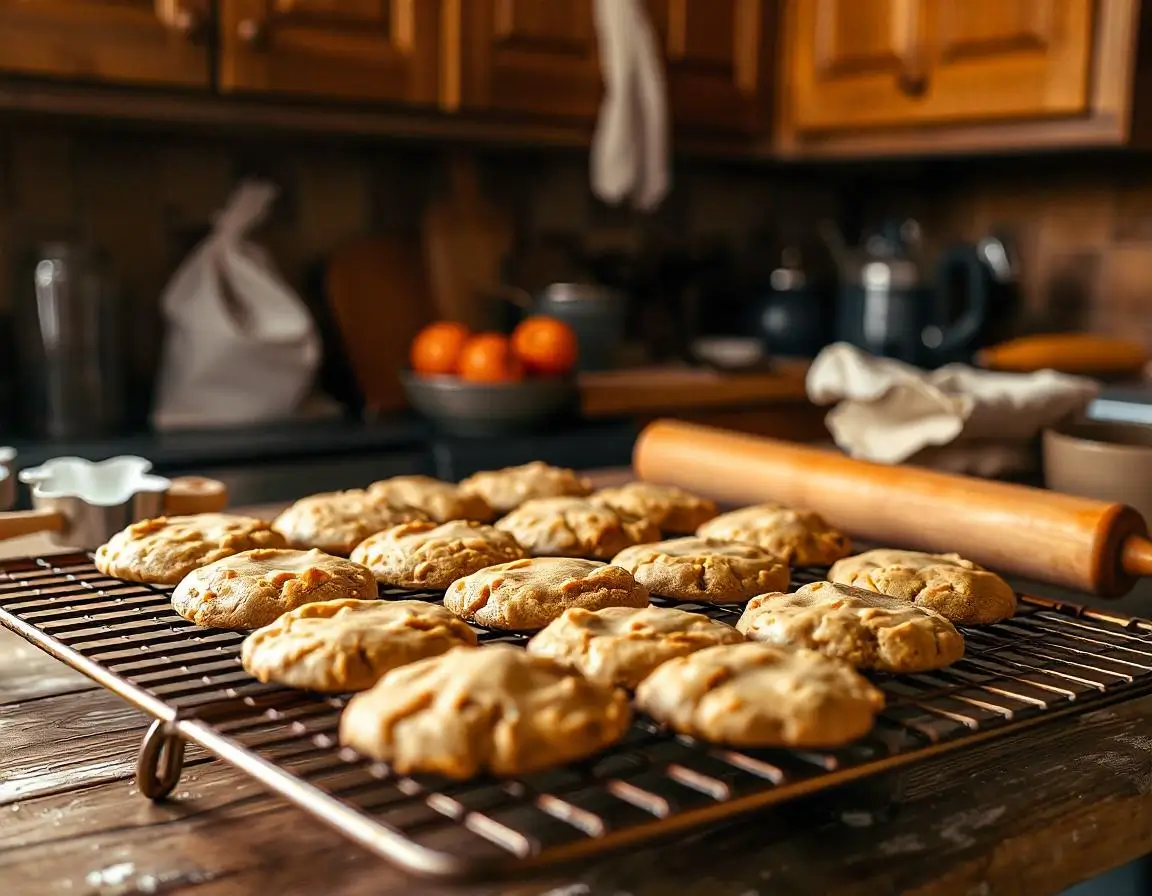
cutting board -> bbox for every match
[324,235,432,414]
[421,153,514,329]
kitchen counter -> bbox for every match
[3,473,1152,895]
[578,362,811,417]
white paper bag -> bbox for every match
[152,181,320,430]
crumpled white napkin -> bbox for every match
[590,0,670,212]
[806,343,1100,474]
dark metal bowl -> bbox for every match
[400,372,579,437]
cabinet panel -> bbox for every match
[219,0,439,104]
[924,0,1094,120]
[648,0,769,133]
[0,0,210,87]
[787,0,925,132]
[452,0,602,120]
[787,0,1095,134]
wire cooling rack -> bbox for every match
[3,551,1152,880]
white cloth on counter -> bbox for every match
[590,0,670,212]
[806,342,1100,475]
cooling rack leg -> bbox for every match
[136,720,187,801]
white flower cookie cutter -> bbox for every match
[0,455,229,551]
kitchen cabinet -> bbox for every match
[777,0,1136,156]
[0,0,210,87]
[452,0,772,133]
[648,0,771,133]
[218,0,440,104]
[452,0,603,120]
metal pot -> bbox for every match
[497,282,628,371]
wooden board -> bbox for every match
[578,363,811,417]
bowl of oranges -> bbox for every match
[403,316,581,436]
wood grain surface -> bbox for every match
[3,477,1152,895]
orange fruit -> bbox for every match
[458,332,524,383]
[510,316,579,376]
[410,321,472,376]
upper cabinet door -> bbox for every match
[786,0,1095,133]
[452,0,602,120]
[218,0,440,104]
[787,0,932,132]
[923,0,1094,121]
[0,0,210,87]
[647,0,769,134]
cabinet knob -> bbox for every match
[898,71,929,98]
[238,17,270,49]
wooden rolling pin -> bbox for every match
[634,419,1152,596]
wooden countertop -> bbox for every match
[3,475,1152,895]
[579,362,811,417]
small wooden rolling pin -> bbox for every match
[634,419,1152,597]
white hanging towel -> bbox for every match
[590,0,671,211]
[152,180,321,430]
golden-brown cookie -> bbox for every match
[241,598,477,692]
[458,461,591,514]
[443,557,649,630]
[828,549,1017,625]
[349,520,525,590]
[737,581,965,673]
[495,496,661,559]
[527,605,745,689]
[635,642,885,748]
[696,503,851,567]
[95,513,287,585]
[368,475,494,523]
[592,482,718,534]
[272,489,427,556]
[339,644,631,779]
[171,548,378,629]
[611,536,790,604]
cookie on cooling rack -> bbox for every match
[171,548,377,629]
[737,581,965,673]
[610,536,790,603]
[241,598,477,692]
[458,461,591,515]
[695,503,852,567]
[272,489,428,556]
[95,513,287,585]
[591,482,718,534]
[350,519,524,590]
[368,475,495,524]
[828,548,1017,625]
[339,644,631,778]
[494,496,660,559]
[635,641,885,749]
[527,605,745,689]
[444,557,649,631]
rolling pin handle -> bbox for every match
[0,509,66,542]
[1121,535,1152,579]
[163,477,229,516]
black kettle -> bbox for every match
[831,220,1020,368]
[747,247,834,358]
